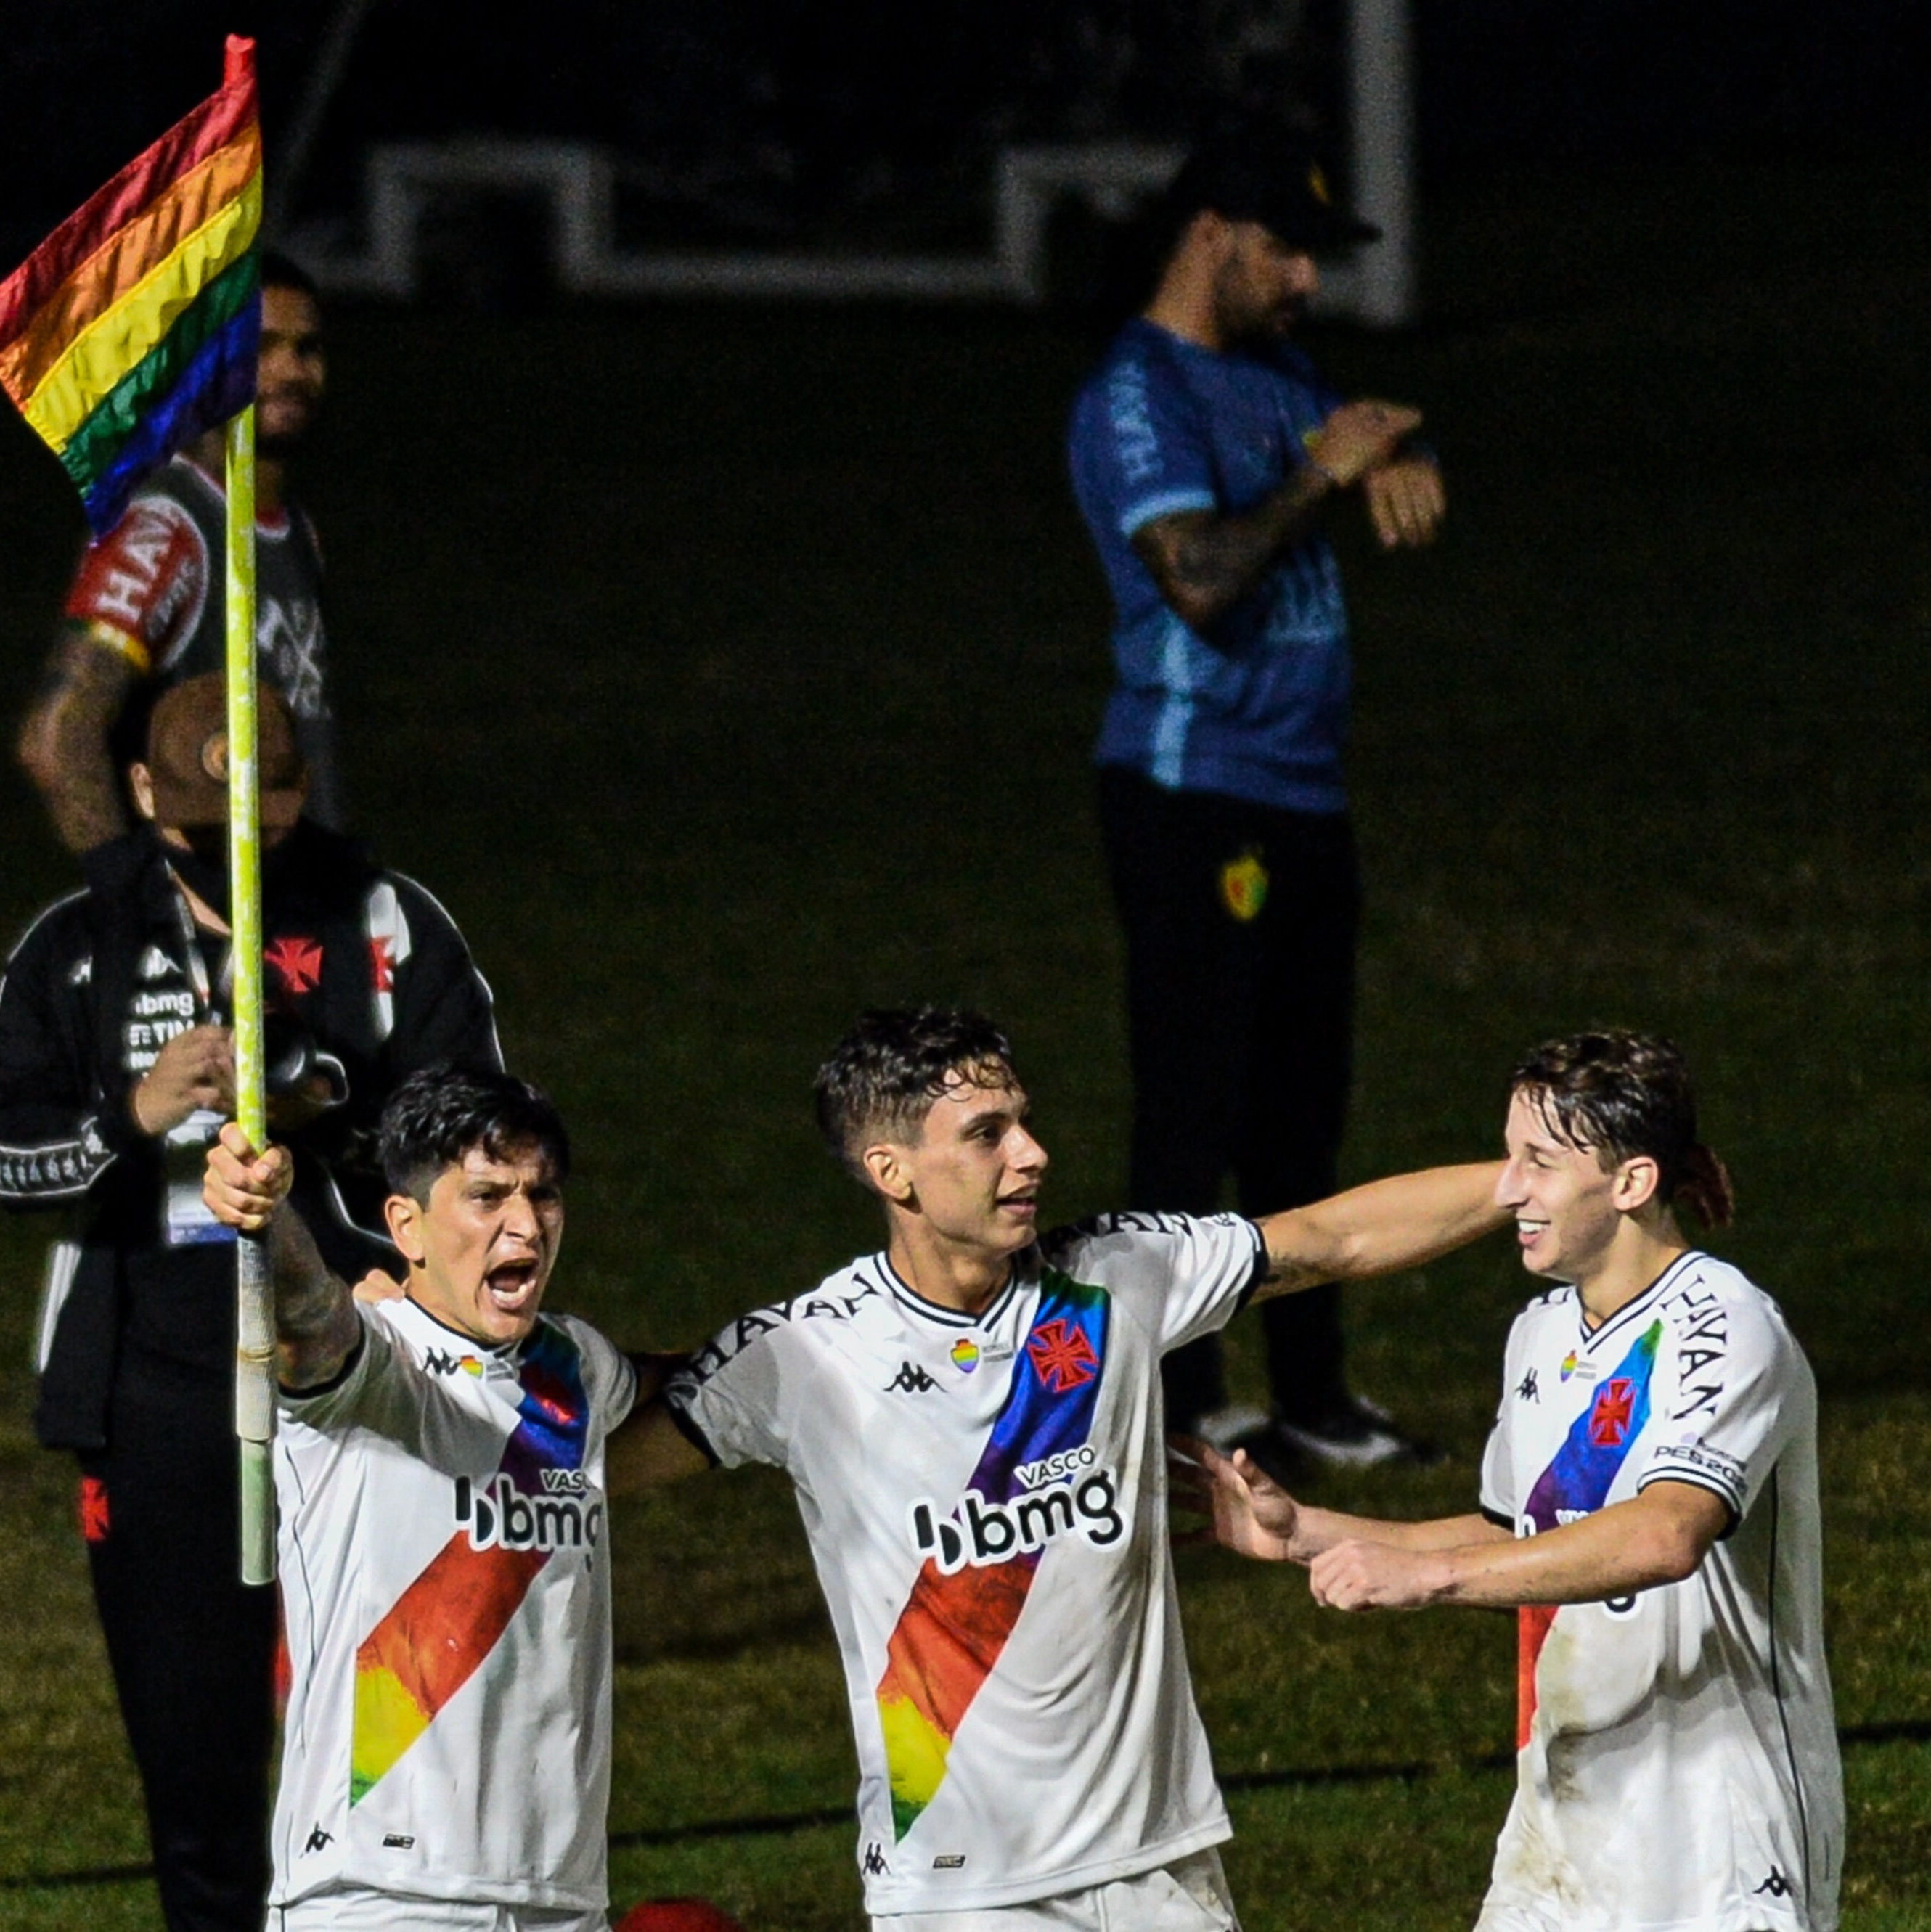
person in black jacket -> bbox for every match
[0,672,501,1932]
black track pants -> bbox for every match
[81,1359,277,1932]
[1099,766,1360,1428]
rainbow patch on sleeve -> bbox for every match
[875,1272,1109,1839]
[349,1322,589,1804]
[1516,1318,1662,1747]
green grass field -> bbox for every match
[0,159,1927,1928]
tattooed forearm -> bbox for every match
[1130,466,1334,631]
[17,627,140,854]
[267,1206,362,1388]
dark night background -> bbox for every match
[4,3,1927,271]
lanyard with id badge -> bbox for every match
[161,890,236,1249]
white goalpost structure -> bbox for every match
[292,0,1418,325]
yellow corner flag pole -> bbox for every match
[225,391,275,1587]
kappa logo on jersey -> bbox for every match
[454,1471,603,1552]
[1755,1868,1792,1899]
[1026,1318,1098,1393]
[885,1361,939,1393]
[1588,1378,1635,1446]
[423,1347,485,1378]
[907,1462,1124,1576]
[136,944,172,981]
[1517,1367,1540,1401]
[265,935,323,995]
[863,1843,889,1877]
[303,1824,332,1854]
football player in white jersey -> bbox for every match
[607,1006,1509,1931]
[1186,1029,1843,1932]
[207,1067,675,1932]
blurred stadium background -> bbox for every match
[1,5,1928,1927]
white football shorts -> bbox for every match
[270,1891,607,1932]
[873,1848,1241,1931]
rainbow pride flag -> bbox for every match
[0,36,262,535]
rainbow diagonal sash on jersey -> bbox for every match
[875,1271,1111,1839]
[1516,1318,1663,1747]
[349,1322,589,1804]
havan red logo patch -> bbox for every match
[1026,1319,1098,1393]
[1588,1377,1635,1447]
[264,936,323,995]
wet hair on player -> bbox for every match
[814,1007,1016,1179]
[1509,1028,1734,1228]
[260,248,321,302]
[379,1065,571,1206]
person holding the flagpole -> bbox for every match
[0,675,502,1932]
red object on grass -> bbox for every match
[616,1903,746,1932]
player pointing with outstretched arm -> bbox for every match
[1184,1030,1843,1932]
[612,1006,1505,1929]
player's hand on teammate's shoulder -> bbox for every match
[1362,454,1445,549]
[1168,1435,1302,1565]
[203,1121,293,1232]
[130,1023,235,1136]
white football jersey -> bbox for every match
[664,1212,1266,1915]
[271,1298,637,1912]
[1477,1251,1842,1932]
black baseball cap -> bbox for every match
[1168,118,1380,254]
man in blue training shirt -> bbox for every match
[1068,116,1445,1468]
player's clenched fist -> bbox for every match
[1309,1538,1440,1611]
[203,1121,294,1232]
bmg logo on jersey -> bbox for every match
[454,1471,603,1552]
[907,1458,1124,1574]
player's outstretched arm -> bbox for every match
[1172,1437,1500,1568]
[1252,1161,1507,1301]
[204,1122,362,1389]
[1311,1482,1728,1613]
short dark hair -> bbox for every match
[813,1007,1015,1178]
[379,1065,571,1206]
[260,247,320,302]
[1509,1029,1734,1228]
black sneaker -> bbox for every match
[1267,1394,1443,1469]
